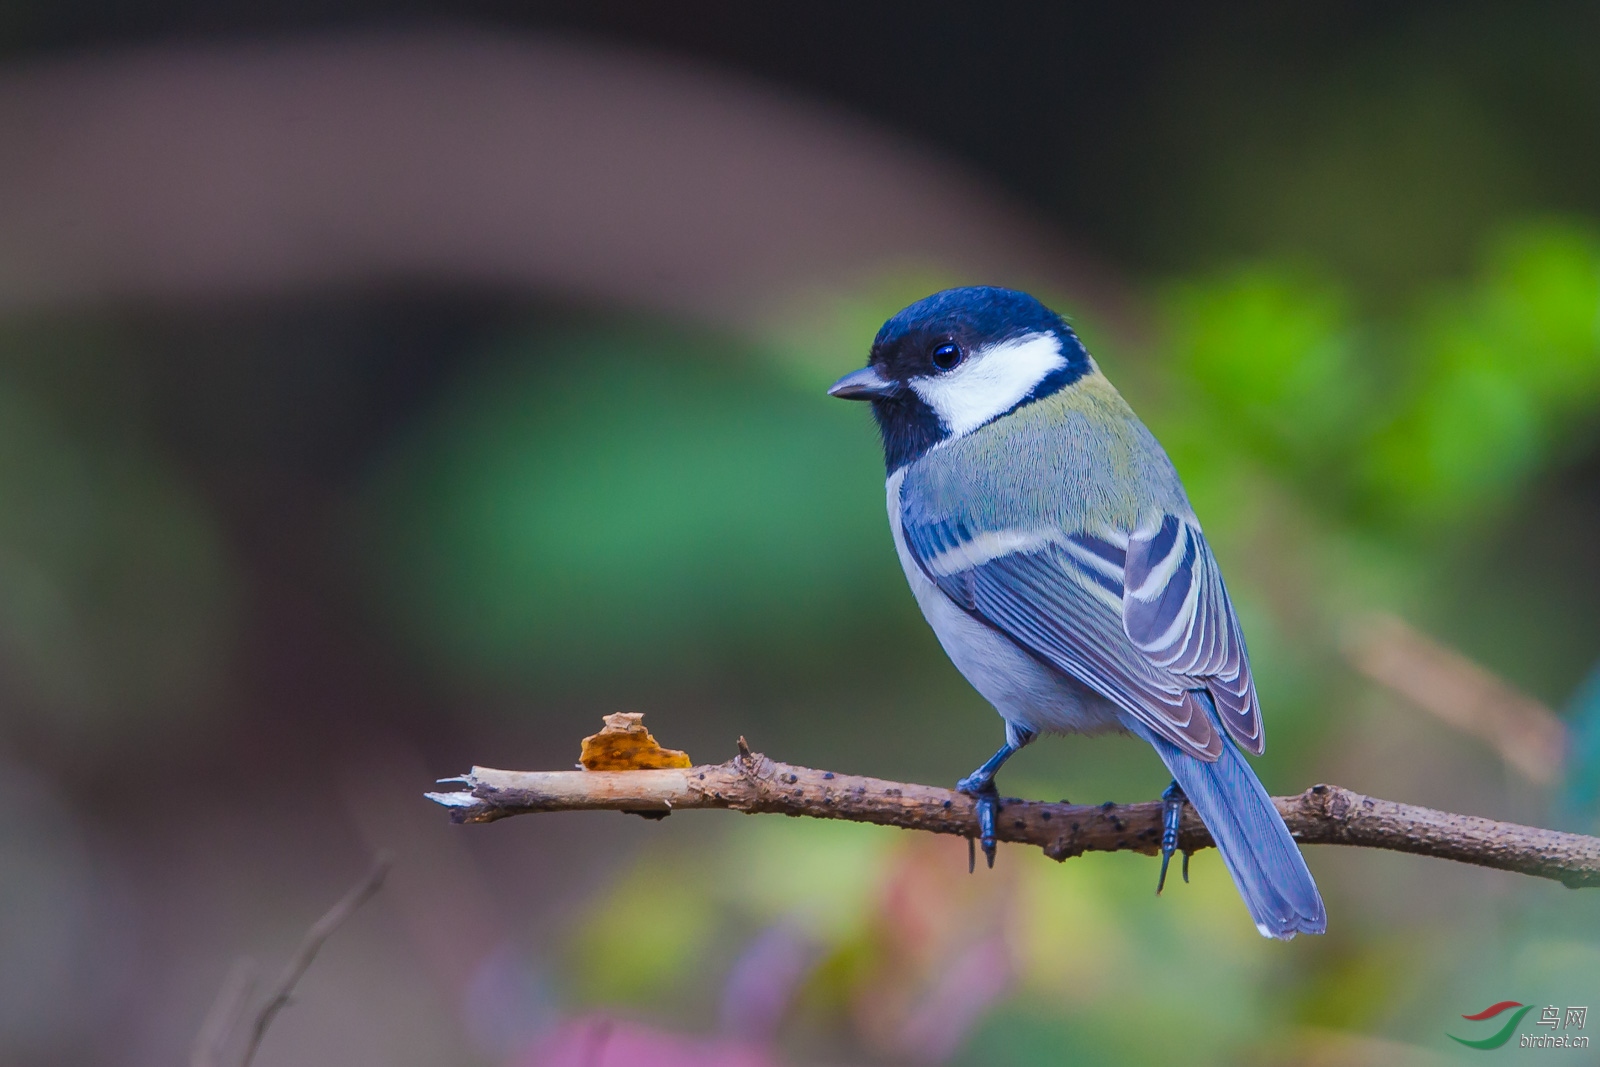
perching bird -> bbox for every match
[829,286,1325,939]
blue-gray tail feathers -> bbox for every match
[1134,710,1326,939]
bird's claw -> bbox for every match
[976,788,999,869]
[958,778,1000,870]
[1157,779,1188,894]
[958,731,1036,873]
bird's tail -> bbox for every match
[1134,706,1326,939]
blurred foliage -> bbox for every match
[1366,226,1600,526]
[0,326,233,751]
[569,853,721,1008]
[360,325,899,701]
[1159,222,1600,535]
[1167,266,1369,487]
[1159,66,1545,304]
[556,818,1327,1066]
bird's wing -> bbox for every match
[901,506,1260,759]
[900,506,1220,759]
[1123,515,1262,754]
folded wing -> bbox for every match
[902,506,1262,759]
[1123,515,1262,753]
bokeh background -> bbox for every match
[3,4,1600,1065]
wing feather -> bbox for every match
[1124,516,1262,753]
[904,513,1222,759]
[902,505,1263,758]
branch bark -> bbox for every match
[427,743,1600,889]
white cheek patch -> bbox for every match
[909,332,1068,438]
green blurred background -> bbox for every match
[1,4,1599,1065]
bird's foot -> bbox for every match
[956,777,1001,871]
[1156,779,1189,894]
[957,730,1035,873]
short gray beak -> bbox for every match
[827,365,898,400]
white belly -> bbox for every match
[885,470,1125,738]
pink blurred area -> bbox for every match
[525,1016,781,1067]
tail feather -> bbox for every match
[1132,708,1326,939]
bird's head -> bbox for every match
[828,286,1091,471]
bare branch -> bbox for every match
[236,854,392,1067]
[428,749,1600,889]
[1343,612,1567,784]
[190,958,258,1067]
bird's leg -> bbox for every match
[1156,779,1189,894]
[957,724,1036,870]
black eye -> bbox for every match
[931,342,963,371]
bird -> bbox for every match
[828,285,1325,939]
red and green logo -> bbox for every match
[1449,1002,1534,1049]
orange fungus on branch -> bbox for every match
[579,713,693,771]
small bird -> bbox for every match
[829,286,1325,939]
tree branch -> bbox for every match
[190,958,258,1067]
[427,742,1600,889]
[190,855,391,1067]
